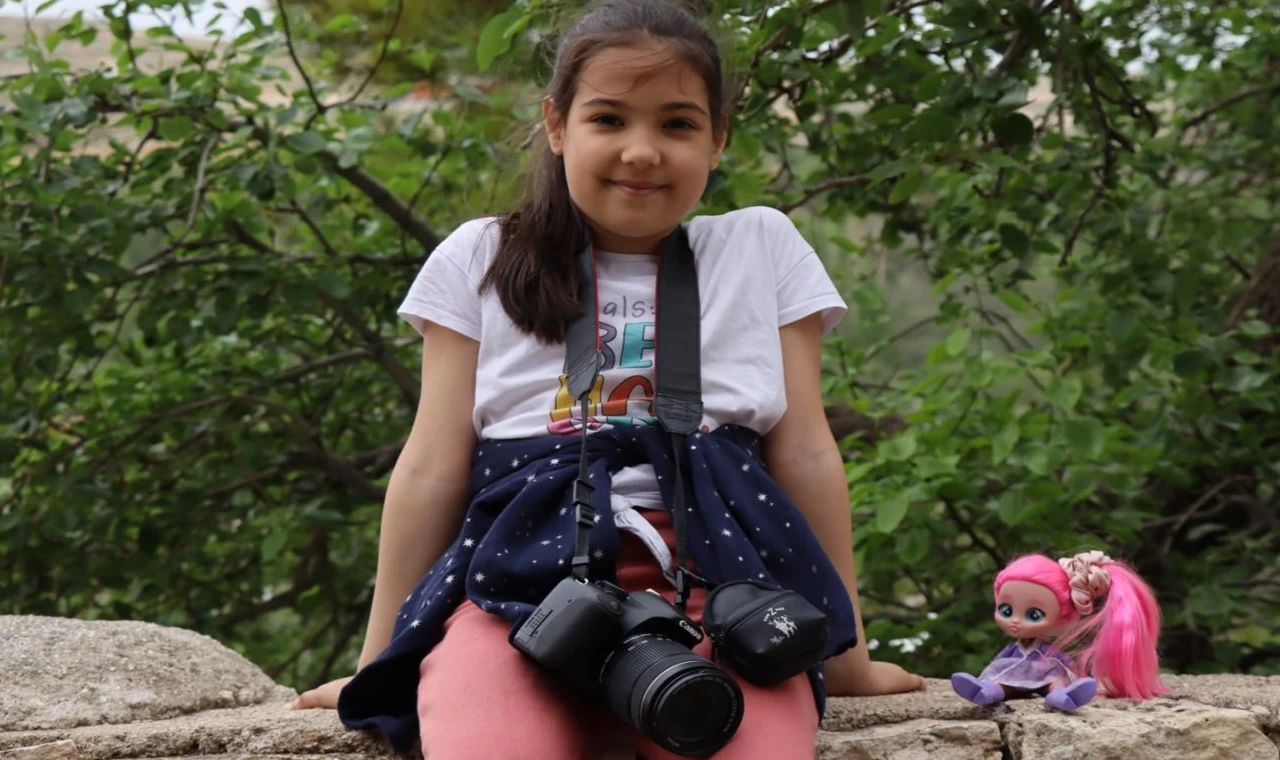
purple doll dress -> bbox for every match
[978,639,1075,691]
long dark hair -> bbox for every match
[479,0,732,344]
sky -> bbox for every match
[0,0,263,37]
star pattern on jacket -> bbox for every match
[337,424,856,753]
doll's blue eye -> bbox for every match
[1027,608,1045,623]
[998,603,1013,617]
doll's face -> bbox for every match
[994,581,1063,639]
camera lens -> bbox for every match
[601,634,743,756]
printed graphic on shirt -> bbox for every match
[547,295,659,435]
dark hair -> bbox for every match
[478,0,732,344]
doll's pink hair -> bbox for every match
[994,553,1168,699]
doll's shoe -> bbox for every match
[950,673,1005,706]
[1044,678,1098,712]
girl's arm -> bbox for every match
[295,321,479,708]
[763,313,926,696]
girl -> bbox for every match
[293,0,925,756]
[951,551,1168,712]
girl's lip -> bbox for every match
[609,180,665,194]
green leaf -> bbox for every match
[895,528,930,564]
[888,169,925,204]
[999,224,1030,256]
[997,490,1037,525]
[944,328,971,356]
[993,112,1034,146]
[323,13,359,32]
[286,131,328,154]
[1024,446,1061,476]
[1173,350,1210,378]
[992,422,1020,465]
[997,289,1032,315]
[1046,375,1083,411]
[915,454,960,477]
[261,532,288,562]
[158,116,195,141]
[881,432,918,461]
[315,271,350,298]
[864,103,914,124]
[875,494,909,533]
[868,158,913,182]
[477,9,520,72]
[1064,418,1105,459]
[910,107,960,142]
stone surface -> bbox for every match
[0,704,392,760]
[816,719,1002,760]
[1004,699,1278,760]
[2,615,1279,760]
[0,616,288,732]
[1162,673,1280,731]
[822,679,991,732]
[0,741,81,760]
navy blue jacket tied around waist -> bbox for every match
[336,423,858,751]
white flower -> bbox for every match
[462,538,475,548]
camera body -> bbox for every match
[510,576,704,691]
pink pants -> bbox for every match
[416,510,820,759]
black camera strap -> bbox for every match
[563,225,706,611]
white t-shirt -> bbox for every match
[397,206,847,574]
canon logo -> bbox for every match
[678,619,704,641]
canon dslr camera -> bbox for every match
[510,576,744,756]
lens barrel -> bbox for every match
[601,634,743,757]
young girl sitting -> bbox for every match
[293,0,925,756]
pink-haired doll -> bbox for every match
[951,551,1168,712]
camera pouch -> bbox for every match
[701,579,829,686]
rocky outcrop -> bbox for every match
[1,615,1277,759]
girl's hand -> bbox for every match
[291,676,353,710]
[824,654,926,697]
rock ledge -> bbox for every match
[2,616,1277,759]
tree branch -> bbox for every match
[333,0,406,110]
[1182,84,1280,133]
[225,219,420,407]
[776,175,870,213]
[275,0,326,117]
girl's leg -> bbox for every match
[614,511,821,760]
[417,599,609,760]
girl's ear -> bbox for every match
[542,98,565,156]
[710,126,727,171]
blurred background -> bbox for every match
[2,0,1277,692]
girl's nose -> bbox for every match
[620,137,660,166]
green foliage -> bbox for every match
[2,0,1278,692]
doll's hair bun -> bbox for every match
[1058,550,1113,616]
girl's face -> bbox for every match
[544,41,726,255]
[994,580,1063,639]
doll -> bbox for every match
[951,551,1168,712]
